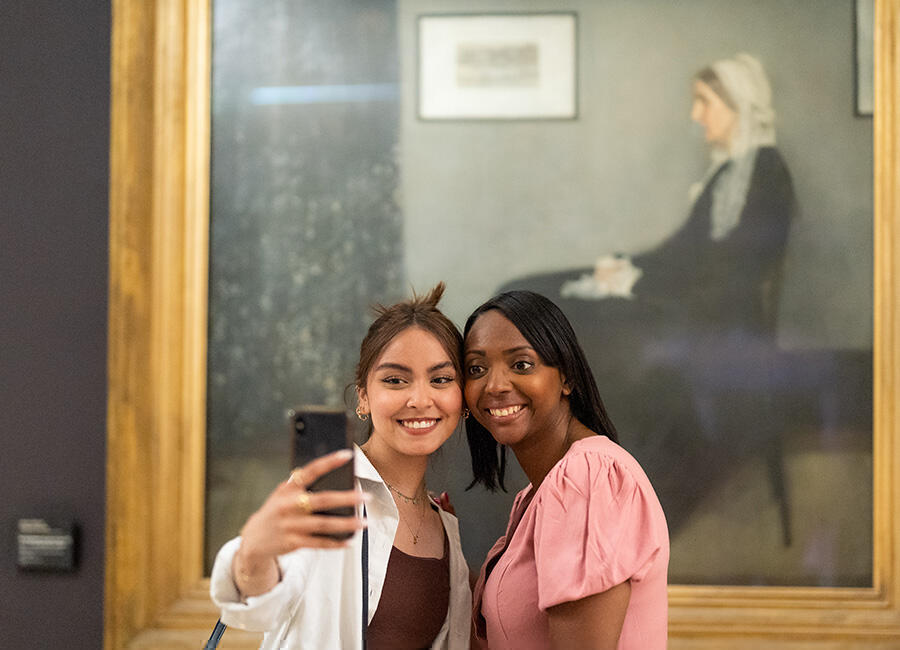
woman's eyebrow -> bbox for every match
[375,361,455,373]
[503,346,533,355]
[374,362,411,373]
[464,345,533,357]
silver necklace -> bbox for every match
[360,445,428,543]
[360,445,428,503]
[383,478,427,505]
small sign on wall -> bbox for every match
[17,518,77,572]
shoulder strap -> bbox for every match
[204,619,226,649]
[362,504,368,649]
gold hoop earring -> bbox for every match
[356,405,369,421]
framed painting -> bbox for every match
[105,0,900,648]
[858,0,876,115]
[417,12,578,120]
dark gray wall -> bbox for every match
[0,2,109,647]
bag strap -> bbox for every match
[362,504,369,649]
[204,619,226,649]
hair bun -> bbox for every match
[421,281,446,308]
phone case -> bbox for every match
[288,406,355,538]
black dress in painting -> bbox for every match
[499,147,796,545]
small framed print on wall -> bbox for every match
[417,12,578,120]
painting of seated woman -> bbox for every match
[499,54,872,585]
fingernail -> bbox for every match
[336,449,354,459]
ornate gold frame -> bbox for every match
[105,1,900,647]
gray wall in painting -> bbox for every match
[399,0,873,351]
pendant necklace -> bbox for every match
[400,498,426,544]
[384,480,427,544]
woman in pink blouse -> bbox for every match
[463,290,669,649]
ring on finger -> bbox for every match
[289,468,306,488]
[295,490,313,515]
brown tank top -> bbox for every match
[367,533,450,650]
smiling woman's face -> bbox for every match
[463,310,571,450]
[691,79,737,147]
[358,326,462,458]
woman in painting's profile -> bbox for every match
[626,51,795,331]
[550,52,795,336]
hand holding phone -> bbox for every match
[234,407,365,586]
[233,447,366,597]
[288,406,357,539]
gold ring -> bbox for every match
[289,468,306,488]
[295,491,313,515]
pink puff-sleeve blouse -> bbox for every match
[473,435,669,649]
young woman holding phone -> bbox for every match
[210,283,471,649]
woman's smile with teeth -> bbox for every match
[488,405,523,417]
[400,418,438,429]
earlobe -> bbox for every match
[355,388,370,421]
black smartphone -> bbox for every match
[288,406,355,538]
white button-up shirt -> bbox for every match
[210,447,472,649]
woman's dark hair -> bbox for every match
[463,290,618,491]
[355,282,463,391]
